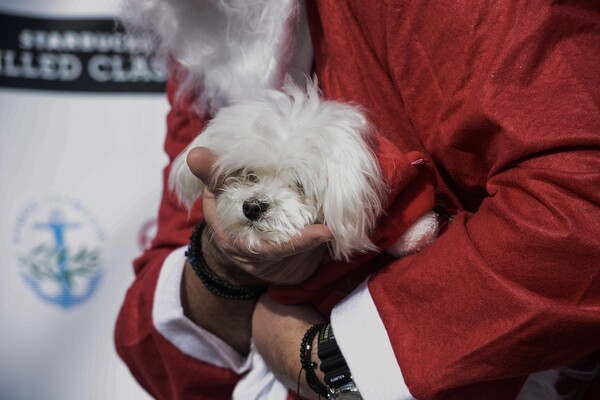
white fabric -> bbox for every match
[517,369,560,400]
[331,280,415,400]
[233,344,288,400]
[152,246,252,373]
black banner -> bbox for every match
[0,12,166,92]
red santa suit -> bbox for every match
[115,0,600,399]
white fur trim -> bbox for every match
[152,246,251,373]
[331,280,415,400]
[517,369,560,400]
[387,210,439,257]
[233,344,288,400]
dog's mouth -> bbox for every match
[246,220,272,233]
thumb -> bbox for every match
[186,147,218,187]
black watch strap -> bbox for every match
[317,323,354,390]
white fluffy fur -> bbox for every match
[169,80,388,261]
[121,0,312,112]
[387,211,439,257]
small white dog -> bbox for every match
[170,80,437,261]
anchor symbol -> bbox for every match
[23,209,101,308]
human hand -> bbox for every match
[186,147,333,285]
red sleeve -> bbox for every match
[114,67,242,399]
[312,0,600,399]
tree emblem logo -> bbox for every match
[13,195,105,309]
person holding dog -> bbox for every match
[115,0,600,399]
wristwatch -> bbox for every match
[327,382,362,399]
[317,324,363,399]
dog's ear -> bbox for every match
[168,145,205,210]
[318,110,388,261]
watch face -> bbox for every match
[330,390,363,400]
[331,388,363,400]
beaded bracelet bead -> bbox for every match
[300,323,329,398]
[185,220,266,300]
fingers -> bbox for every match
[219,223,333,260]
[232,243,328,285]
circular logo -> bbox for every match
[12,194,105,309]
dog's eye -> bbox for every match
[245,173,259,183]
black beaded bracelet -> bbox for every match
[300,323,329,398]
[185,220,266,300]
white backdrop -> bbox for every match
[0,1,167,399]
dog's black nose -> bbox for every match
[242,199,269,221]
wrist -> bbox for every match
[300,323,329,397]
[181,260,256,355]
[311,335,326,385]
[186,220,266,300]
[180,220,265,355]
[300,323,362,399]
